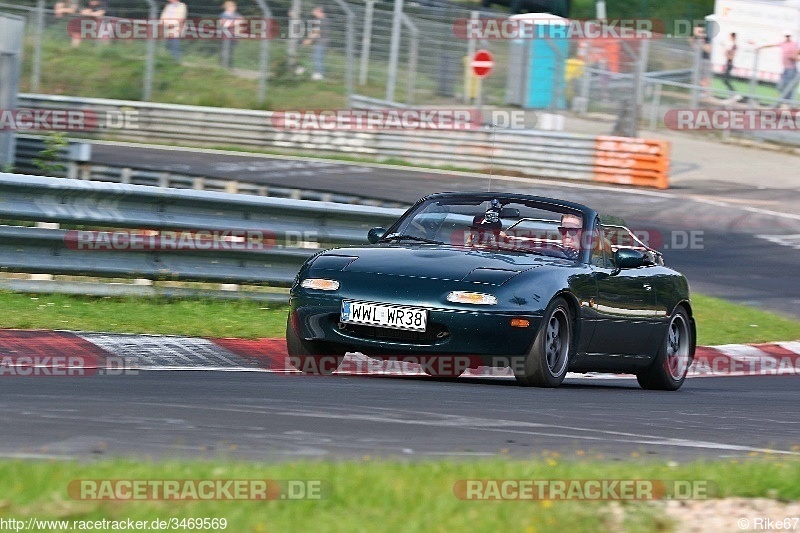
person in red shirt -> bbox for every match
[759,34,800,95]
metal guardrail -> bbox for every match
[0,173,404,293]
[16,93,670,189]
[13,135,405,208]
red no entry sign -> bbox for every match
[471,49,494,78]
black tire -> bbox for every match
[286,316,343,375]
[514,297,572,387]
[636,308,693,391]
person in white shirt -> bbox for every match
[160,0,187,63]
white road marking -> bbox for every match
[756,233,800,250]
[134,401,800,457]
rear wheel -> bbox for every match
[286,316,343,375]
[636,308,692,391]
[514,297,572,387]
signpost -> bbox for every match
[471,49,494,117]
[471,49,494,78]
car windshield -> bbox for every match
[382,196,586,259]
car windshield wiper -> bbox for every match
[381,233,442,245]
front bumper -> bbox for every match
[289,292,542,360]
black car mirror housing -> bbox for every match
[368,227,387,244]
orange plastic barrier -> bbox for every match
[592,136,670,190]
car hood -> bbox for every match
[309,245,567,285]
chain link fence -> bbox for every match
[4,1,799,145]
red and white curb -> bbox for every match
[0,329,798,378]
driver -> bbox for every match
[558,214,582,260]
[469,199,503,245]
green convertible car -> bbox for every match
[287,192,696,390]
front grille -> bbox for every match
[340,323,449,344]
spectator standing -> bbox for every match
[303,6,328,81]
[759,34,800,96]
[723,32,737,93]
[161,0,187,63]
[219,1,242,68]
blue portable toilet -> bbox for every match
[506,13,569,110]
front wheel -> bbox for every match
[286,316,343,375]
[636,308,693,391]
[514,297,572,387]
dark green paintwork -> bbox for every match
[288,193,695,373]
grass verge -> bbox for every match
[0,290,797,345]
[1,458,798,532]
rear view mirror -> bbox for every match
[368,227,386,244]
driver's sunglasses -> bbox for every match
[559,228,580,236]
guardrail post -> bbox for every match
[30,222,58,281]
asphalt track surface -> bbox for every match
[90,142,800,318]
[1,372,798,461]
[1,142,797,463]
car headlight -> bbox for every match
[446,291,497,305]
[300,278,340,291]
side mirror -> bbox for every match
[614,248,646,269]
[367,227,386,244]
[500,207,520,219]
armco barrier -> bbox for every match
[13,135,405,208]
[0,173,403,288]
[16,94,671,189]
